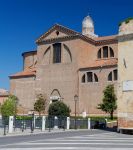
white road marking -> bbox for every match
[0,132,112,147]
[48,139,133,142]
[1,131,133,150]
[19,142,133,145]
[58,137,133,140]
[1,148,133,150]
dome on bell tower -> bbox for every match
[82,15,98,38]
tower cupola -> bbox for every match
[82,15,98,38]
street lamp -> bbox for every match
[14,98,19,131]
[74,94,78,129]
[15,98,19,115]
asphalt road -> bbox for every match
[0,129,133,150]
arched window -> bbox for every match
[108,69,118,81]
[50,89,61,103]
[94,73,98,82]
[63,44,72,62]
[81,72,98,83]
[108,72,112,81]
[82,74,86,83]
[110,47,114,57]
[53,43,61,63]
[97,46,114,59]
[103,46,108,58]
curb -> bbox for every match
[0,129,91,138]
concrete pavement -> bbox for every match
[0,129,133,149]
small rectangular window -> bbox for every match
[53,43,61,63]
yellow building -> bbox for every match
[118,18,133,133]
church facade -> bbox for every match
[9,16,118,116]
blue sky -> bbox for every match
[0,0,133,90]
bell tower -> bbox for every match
[82,15,98,38]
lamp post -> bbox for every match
[74,95,78,129]
[30,110,35,133]
[15,98,19,115]
[14,98,19,131]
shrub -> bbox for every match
[34,94,47,116]
[48,101,71,117]
[119,17,133,26]
[0,95,18,117]
[97,84,117,120]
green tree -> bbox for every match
[97,84,117,120]
[0,95,18,117]
[34,94,47,116]
[48,101,71,117]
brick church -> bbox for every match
[9,15,118,116]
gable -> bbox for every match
[44,30,68,40]
[36,24,117,46]
[36,24,78,44]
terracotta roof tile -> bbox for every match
[80,58,118,69]
[10,68,36,78]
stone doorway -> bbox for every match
[50,89,61,103]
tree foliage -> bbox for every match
[97,84,117,120]
[34,94,47,116]
[48,101,71,117]
[0,95,18,117]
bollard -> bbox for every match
[54,116,58,129]
[48,117,51,132]
[34,115,36,129]
[31,113,34,133]
[66,117,70,130]
[9,116,14,133]
[22,116,24,132]
[88,118,91,129]
[14,116,16,131]
[105,118,107,128]
[63,117,66,131]
[42,116,46,131]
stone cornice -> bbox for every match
[95,38,118,46]
[37,35,82,45]
[22,50,37,57]
[9,74,36,79]
[79,64,117,71]
[37,34,117,46]
[118,33,133,42]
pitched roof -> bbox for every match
[22,50,37,57]
[80,58,118,69]
[9,68,36,79]
[36,24,117,45]
[36,24,79,43]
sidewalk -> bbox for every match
[0,128,88,137]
